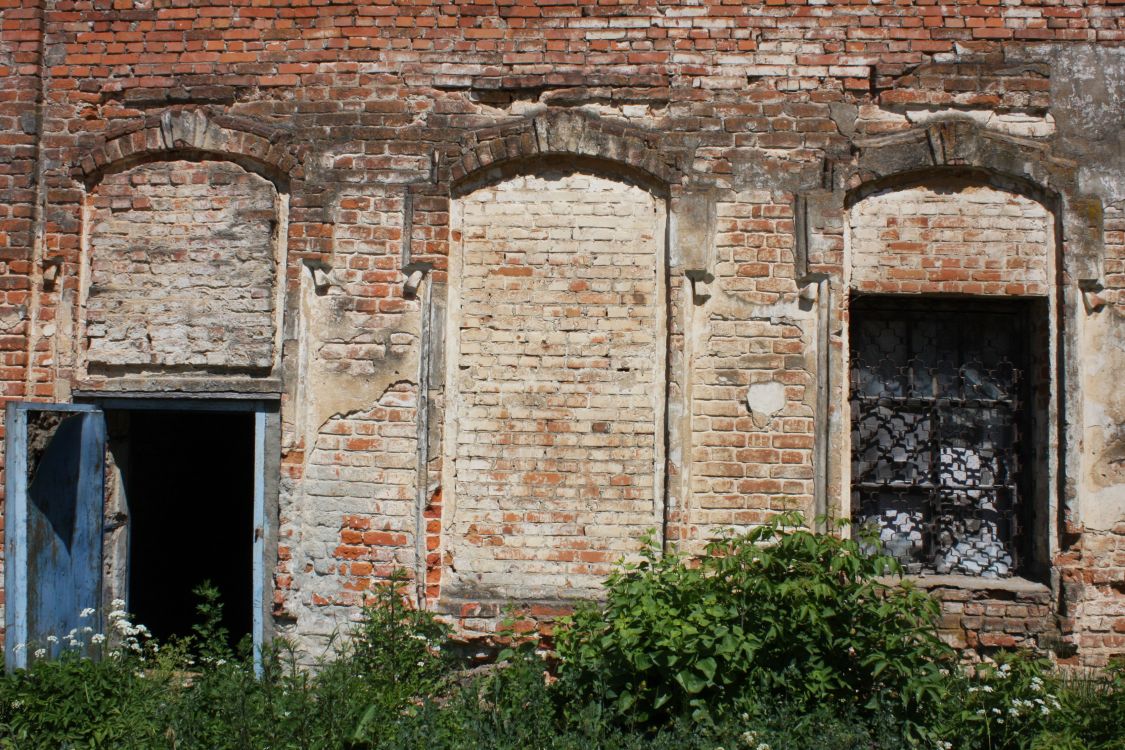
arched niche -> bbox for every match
[82,155,286,377]
[441,160,670,603]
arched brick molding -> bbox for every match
[75,109,304,188]
[840,120,1101,282]
[438,110,686,191]
[72,110,302,386]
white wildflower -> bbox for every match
[111,598,126,609]
[10,700,21,709]
[34,648,46,658]
[91,633,106,644]
[980,685,994,693]
[80,607,96,618]
[45,635,58,644]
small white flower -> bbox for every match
[82,626,94,634]
[111,598,126,609]
[33,648,46,658]
[45,635,58,644]
[980,685,994,693]
[10,700,22,709]
[91,633,106,644]
[80,607,96,618]
[13,643,25,652]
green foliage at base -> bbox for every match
[1,522,1122,750]
[554,513,951,734]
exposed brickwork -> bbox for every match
[930,582,1059,654]
[446,171,665,601]
[849,181,1052,296]
[292,381,419,645]
[85,160,278,373]
[0,0,1122,667]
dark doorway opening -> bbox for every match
[114,409,255,648]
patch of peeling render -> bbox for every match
[856,105,1057,139]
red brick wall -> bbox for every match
[0,0,1122,664]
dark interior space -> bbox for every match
[118,409,255,648]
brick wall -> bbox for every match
[0,0,1123,665]
[85,160,278,373]
[445,170,665,601]
[849,181,1052,296]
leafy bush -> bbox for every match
[0,603,171,749]
[554,512,952,735]
[2,541,1123,750]
[165,572,452,749]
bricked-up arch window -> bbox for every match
[849,296,1042,578]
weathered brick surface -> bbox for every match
[446,171,665,600]
[0,0,1122,666]
[849,181,1052,296]
[86,160,278,373]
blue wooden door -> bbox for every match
[5,404,105,669]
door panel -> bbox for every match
[5,404,105,668]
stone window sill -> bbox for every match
[878,574,1050,595]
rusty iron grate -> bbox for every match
[849,299,1030,577]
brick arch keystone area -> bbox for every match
[76,108,304,188]
[442,110,684,193]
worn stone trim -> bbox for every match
[442,109,683,194]
[74,108,304,187]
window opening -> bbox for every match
[849,297,1036,577]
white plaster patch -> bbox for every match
[746,380,787,427]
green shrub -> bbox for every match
[554,512,952,736]
[1039,661,1125,750]
[4,558,1124,750]
[167,572,453,749]
[0,604,171,749]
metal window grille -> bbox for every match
[849,298,1030,577]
